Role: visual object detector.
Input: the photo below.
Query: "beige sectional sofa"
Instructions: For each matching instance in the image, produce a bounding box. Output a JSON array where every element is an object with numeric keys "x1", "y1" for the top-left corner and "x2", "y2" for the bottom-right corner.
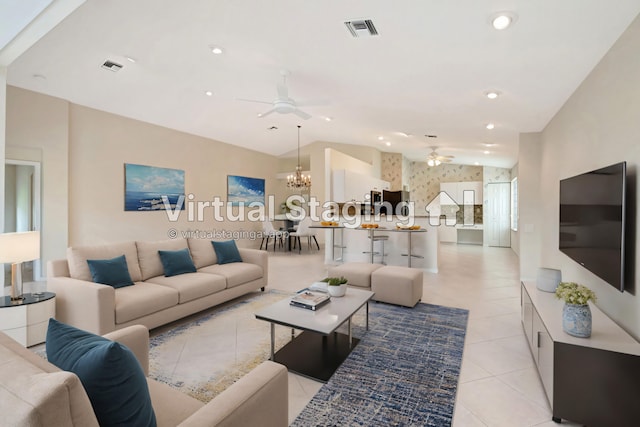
[
  {"x1": 0, "y1": 325, "x2": 288, "y2": 426},
  {"x1": 48, "y1": 238, "x2": 268, "y2": 335}
]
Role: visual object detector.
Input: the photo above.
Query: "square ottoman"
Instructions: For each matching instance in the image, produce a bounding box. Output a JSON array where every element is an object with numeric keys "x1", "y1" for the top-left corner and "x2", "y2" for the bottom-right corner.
[
  {"x1": 371, "y1": 266, "x2": 423, "y2": 307},
  {"x1": 328, "y1": 262, "x2": 384, "y2": 289}
]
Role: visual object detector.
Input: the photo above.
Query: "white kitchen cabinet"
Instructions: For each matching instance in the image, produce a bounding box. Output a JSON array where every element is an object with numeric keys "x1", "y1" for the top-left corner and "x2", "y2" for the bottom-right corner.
[
  {"x1": 439, "y1": 182, "x2": 458, "y2": 205},
  {"x1": 439, "y1": 181, "x2": 482, "y2": 205},
  {"x1": 332, "y1": 169, "x2": 390, "y2": 202},
  {"x1": 438, "y1": 218, "x2": 457, "y2": 243}
]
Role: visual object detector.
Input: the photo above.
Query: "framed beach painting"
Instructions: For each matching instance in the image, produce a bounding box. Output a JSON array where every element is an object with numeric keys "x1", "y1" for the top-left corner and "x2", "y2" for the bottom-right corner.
[
  {"x1": 227, "y1": 175, "x2": 265, "y2": 206},
  {"x1": 124, "y1": 163, "x2": 185, "y2": 211}
]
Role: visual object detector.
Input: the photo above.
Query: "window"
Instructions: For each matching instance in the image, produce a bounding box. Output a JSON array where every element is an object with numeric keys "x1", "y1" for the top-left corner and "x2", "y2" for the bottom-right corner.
[{"x1": 510, "y1": 177, "x2": 518, "y2": 231}]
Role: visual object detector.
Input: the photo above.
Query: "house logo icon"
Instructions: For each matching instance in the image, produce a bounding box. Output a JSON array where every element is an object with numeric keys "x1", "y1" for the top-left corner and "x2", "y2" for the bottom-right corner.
[{"x1": 425, "y1": 190, "x2": 476, "y2": 227}]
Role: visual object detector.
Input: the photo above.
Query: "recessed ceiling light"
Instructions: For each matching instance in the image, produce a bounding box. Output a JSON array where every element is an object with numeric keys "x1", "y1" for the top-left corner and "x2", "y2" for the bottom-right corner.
[
  {"x1": 485, "y1": 90, "x2": 500, "y2": 99},
  {"x1": 125, "y1": 56, "x2": 136, "y2": 63},
  {"x1": 205, "y1": 90, "x2": 213, "y2": 97},
  {"x1": 324, "y1": 116, "x2": 332, "y2": 122},
  {"x1": 486, "y1": 123, "x2": 495, "y2": 130},
  {"x1": 484, "y1": 151, "x2": 490, "y2": 155},
  {"x1": 257, "y1": 113, "x2": 263, "y2": 118},
  {"x1": 474, "y1": 162, "x2": 480, "y2": 166},
  {"x1": 385, "y1": 141, "x2": 391, "y2": 146},
  {"x1": 483, "y1": 142, "x2": 496, "y2": 147},
  {"x1": 490, "y1": 11, "x2": 517, "y2": 30},
  {"x1": 378, "y1": 136, "x2": 384, "y2": 141},
  {"x1": 210, "y1": 46, "x2": 223, "y2": 55}
]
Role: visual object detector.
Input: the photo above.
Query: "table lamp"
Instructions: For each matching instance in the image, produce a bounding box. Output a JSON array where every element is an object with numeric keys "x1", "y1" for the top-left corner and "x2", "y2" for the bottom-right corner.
[{"x1": 0, "y1": 231, "x2": 40, "y2": 301}]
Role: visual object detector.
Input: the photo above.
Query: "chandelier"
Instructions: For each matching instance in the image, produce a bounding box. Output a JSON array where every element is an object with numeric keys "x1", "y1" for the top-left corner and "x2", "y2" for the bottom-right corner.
[{"x1": 287, "y1": 125, "x2": 311, "y2": 190}]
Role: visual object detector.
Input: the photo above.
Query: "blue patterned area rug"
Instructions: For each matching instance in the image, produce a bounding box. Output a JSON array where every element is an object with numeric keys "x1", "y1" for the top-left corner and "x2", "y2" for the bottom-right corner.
[{"x1": 292, "y1": 302, "x2": 469, "y2": 427}]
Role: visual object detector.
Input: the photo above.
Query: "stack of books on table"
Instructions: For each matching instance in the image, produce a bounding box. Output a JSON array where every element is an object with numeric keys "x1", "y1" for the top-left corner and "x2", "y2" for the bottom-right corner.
[{"x1": 290, "y1": 290, "x2": 330, "y2": 311}]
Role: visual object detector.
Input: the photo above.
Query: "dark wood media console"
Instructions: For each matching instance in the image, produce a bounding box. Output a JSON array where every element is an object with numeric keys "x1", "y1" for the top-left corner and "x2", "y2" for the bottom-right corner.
[{"x1": 521, "y1": 281, "x2": 640, "y2": 426}]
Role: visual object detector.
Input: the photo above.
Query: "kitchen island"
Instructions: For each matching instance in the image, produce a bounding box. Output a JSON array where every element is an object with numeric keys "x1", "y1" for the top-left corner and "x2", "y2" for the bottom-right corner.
[{"x1": 319, "y1": 216, "x2": 439, "y2": 272}]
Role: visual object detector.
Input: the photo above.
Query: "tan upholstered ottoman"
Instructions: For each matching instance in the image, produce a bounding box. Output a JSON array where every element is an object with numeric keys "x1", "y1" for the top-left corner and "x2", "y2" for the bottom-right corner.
[
  {"x1": 328, "y1": 262, "x2": 384, "y2": 289},
  {"x1": 371, "y1": 266, "x2": 423, "y2": 307}
]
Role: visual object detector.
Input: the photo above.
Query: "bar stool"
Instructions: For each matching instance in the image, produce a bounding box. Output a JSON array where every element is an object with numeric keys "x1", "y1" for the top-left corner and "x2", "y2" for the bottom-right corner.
[{"x1": 363, "y1": 234, "x2": 389, "y2": 264}]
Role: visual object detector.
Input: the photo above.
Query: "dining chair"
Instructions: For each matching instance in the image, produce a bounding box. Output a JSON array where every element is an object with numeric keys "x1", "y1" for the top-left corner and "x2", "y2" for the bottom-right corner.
[
  {"x1": 289, "y1": 217, "x2": 320, "y2": 253},
  {"x1": 260, "y1": 219, "x2": 284, "y2": 251}
]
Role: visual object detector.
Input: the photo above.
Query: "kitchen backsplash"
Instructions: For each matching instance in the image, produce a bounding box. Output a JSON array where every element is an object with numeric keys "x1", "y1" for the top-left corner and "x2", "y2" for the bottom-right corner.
[{"x1": 442, "y1": 204, "x2": 483, "y2": 224}]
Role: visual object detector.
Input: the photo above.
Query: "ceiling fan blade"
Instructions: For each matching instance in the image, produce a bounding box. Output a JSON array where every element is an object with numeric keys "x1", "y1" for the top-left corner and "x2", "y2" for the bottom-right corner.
[
  {"x1": 257, "y1": 108, "x2": 277, "y2": 118},
  {"x1": 236, "y1": 98, "x2": 273, "y2": 105},
  {"x1": 292, "y1": 108, "x2": 311, "y2": 120}
]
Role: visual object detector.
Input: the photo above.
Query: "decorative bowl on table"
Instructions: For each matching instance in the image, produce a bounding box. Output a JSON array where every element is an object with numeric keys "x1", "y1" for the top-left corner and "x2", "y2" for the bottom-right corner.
[{"x1": 322, "y1": 276, "x2": 348, "y2": 297}]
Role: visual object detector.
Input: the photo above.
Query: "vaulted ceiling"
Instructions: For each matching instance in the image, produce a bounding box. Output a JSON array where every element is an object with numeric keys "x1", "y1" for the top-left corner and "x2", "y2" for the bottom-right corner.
[{"x1": 4, "y1": 1, "x2": 640, "y2": 168}]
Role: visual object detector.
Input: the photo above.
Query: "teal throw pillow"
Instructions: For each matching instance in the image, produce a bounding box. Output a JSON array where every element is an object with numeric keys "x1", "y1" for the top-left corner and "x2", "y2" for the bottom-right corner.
[
  {"x1": 212, "y1": 240, "x2": 243, "y2": 264},
  {"x1": 87, "y1": 254, "x2": 134, "y2": 288},
  {"x1": 158, "y1": 248, "x2": 197, "y2": 277},
  {"x1": 46, "y1": 319, "x2": 157, "y2": 427}
]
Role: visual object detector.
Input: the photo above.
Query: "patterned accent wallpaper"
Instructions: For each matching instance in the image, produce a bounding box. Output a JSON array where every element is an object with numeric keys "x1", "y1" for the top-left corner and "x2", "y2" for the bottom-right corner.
[
  {"x1": 380, "y1": 157, "x2": 512, "y2": 218},
  {"x1": 402, "y1": 155, "x2": 411, "y2": 192},
  {"x1": 381, "y1": 153, "x2": 403, "y2": 191},
  {"x1": 409, "y1": 163, "x2": 483, "y2": 214}
]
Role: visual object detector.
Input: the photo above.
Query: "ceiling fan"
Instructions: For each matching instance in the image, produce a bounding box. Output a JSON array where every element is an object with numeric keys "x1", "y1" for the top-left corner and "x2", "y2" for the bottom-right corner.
[
  {"x1": 237, "y1": 70, "x2": 314, "y2": 120},
  {"x1": 426, "y1": 145, "x2": 454, "y2": 166}
]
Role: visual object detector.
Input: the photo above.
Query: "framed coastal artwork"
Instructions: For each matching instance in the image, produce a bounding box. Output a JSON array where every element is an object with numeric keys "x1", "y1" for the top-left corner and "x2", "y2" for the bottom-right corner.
[
  {"x1": 124, "y1": 163, "x2": 185, "y2": 211},
  {"x1": 227, "y1": 175, "x2": 265, "y2": 206}
]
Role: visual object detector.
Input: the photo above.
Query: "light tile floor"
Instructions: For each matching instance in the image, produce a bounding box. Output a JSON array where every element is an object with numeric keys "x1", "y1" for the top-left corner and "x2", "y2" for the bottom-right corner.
[{"x1": 266, "y1": 242, "x2": 582, "y2": 426}]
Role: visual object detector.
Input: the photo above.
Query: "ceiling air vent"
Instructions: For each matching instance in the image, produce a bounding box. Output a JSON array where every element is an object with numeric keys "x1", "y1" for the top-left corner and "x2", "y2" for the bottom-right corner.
[
  {"x1": 344, "y1": 19, "x2": 378, "y2": 38},
  {"x1": 101, "y1": 60, "x2": 123, "y2": 72}
]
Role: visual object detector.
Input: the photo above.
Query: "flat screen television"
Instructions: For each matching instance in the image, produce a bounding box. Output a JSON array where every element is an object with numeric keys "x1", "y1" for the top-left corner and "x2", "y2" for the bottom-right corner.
[{"x1": 559, "y1": 162, "x2": 626, "y2": 292}]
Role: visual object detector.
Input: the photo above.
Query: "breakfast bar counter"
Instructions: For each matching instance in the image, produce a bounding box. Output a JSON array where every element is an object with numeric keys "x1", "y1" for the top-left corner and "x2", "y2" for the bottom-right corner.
[{"x1": 318, "y1": 216, "x2": 439, "y2": 272}]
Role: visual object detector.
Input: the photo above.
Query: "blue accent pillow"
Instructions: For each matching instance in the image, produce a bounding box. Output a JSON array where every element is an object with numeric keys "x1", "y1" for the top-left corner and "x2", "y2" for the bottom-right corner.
[
  {"x1": 158, "y1": 248, "x2": 197, "y2": 277},
  {"x1": 87, "y1": 254, "x2": 134, "y2": 288},
  {"x1": 212, "y1": 240, "x2": 243, "y2": 264},
  {"x1": 46, "y1": 319, "x2": 157, "y2": 427}
]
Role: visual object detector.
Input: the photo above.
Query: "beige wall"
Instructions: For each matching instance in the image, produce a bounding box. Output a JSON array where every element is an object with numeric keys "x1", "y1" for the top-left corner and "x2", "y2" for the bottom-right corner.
[
  {"x1": 521, "y1": 15, "x2": 640, "y2": 338},
  {"x1": 67, "y1": 104, "x2": 280, "y2": 247},
  {"x1": 0, "y1": 67, "x2": 6, "y2": 236},
  {"x1": 5, "y1": 87, "x2": 284, "y2": 271},
  {"x1": 6, "y1": 87, "x2": 69, "y2": 270}
]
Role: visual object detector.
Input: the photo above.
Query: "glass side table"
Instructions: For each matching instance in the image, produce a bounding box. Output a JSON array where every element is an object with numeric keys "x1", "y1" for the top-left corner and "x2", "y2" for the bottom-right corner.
[{"x1": 0, "y1": 292, "x2": 55, "y2": 347}]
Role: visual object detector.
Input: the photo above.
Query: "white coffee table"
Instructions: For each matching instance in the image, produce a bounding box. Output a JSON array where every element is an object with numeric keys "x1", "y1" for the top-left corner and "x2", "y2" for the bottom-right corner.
[{"x1": 255, "y1": 287, "x2": 374, "y2": 382}]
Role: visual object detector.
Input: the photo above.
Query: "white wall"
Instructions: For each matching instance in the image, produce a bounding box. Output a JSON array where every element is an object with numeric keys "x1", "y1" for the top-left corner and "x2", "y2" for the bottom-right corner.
[{"x1": 522, "y1": 15, "x2": 640, "y2": 338}]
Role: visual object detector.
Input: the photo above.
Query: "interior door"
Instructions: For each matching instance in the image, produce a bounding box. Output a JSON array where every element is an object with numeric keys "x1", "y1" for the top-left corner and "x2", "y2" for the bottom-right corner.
[{"x1": 487, "y1": 182, "x2": 511, "y2": 247}]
